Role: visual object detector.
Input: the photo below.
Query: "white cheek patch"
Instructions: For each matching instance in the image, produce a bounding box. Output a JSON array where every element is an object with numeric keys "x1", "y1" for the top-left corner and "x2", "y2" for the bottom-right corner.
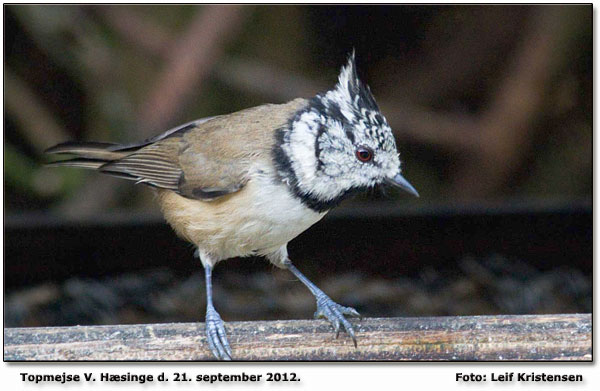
[
  {"x1": 284, "y1": 114, "x2": 354, "y2": 201},
  {"x1": 322, "y1": 120, "x2": 348, "y2": 151},
  {"x1": 317, "y1": 120, "x2": 353, "y2": 179},
  {"x1": 284, "y1": 112, "x2": 318, "y2": 172}
]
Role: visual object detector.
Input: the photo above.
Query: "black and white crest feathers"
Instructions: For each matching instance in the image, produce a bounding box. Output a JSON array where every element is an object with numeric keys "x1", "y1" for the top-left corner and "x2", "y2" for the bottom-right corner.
[
  {"x1": 317, "y1": 53, "x2": 394, "y2": 152},
  {"x1": 335, "y1": 52, "x2": 380, "y2": 114}
]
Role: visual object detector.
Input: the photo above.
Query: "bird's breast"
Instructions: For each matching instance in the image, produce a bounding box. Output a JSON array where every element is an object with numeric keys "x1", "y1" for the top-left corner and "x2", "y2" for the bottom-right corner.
[{"x1": 157, "y1": 173, "x2": 326, "y2": 263}]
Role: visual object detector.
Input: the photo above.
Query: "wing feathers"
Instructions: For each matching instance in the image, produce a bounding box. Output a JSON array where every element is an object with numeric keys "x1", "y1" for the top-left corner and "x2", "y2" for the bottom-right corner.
[{"x1": 100, "y1": 148, "x2": 182, "y2": 190}]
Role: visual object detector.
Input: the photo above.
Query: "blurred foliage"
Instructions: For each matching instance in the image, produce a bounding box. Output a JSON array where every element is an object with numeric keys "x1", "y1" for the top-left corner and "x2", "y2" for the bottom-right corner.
[{"x1": 3, "y1": 5, "x2": 592, "y2": 214}]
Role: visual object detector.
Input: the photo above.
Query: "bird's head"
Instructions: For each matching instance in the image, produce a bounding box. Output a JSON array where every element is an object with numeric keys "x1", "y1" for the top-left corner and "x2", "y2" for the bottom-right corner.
[{"x1": 275, "y1": 53, "x2": 418, "y2": 212}]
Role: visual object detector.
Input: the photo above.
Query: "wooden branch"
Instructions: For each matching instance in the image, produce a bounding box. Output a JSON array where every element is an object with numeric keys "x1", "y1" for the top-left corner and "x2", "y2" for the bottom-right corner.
[{"x1": 4, "y1": 314, "x2": 590, "y2": 361}]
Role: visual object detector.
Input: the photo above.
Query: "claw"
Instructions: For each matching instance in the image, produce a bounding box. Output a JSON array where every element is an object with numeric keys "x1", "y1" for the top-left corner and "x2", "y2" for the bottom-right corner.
[
  {"x1": 313, "y1": 292, "x2": 360, "y2": 347},
  {"x1": 284, "y1": 262, "x2": 360, "y2": 349},
  {"x1": 205, "y1": 306, "x2": 232, "y2": 360},
  {"x1": 345, "y1": 307, "x2": 361, "y2": 318}
]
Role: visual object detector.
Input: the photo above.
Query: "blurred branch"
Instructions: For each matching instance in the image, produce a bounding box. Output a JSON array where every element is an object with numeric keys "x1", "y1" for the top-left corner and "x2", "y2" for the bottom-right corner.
[
  {"x1": 215, "y1": 57, "x2": 323, "y2": 100},
  {"x1": 382, "y1": 105, "x2": 479, "y2": 151},
  {"x1": 450, "y1": 7, "x2": 582, "y2": 198},
  {"x1": 4, "y1": 70, "x2": 86, "y2": 198},
  {"x1": 96, "y1": 6, "x2": 171, "y2": 57},
  {"x1": 4, "y1": 69, "x2": 70, "y2": 150},
  {"x1": 135, "y1": 5, "x2": 249, "y2": 136}
]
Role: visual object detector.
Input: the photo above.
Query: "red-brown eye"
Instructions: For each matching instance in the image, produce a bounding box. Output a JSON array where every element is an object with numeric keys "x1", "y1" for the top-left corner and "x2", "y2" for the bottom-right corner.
[{"x1": 356, "y1": 146, "x2": 374, "y2": 162}]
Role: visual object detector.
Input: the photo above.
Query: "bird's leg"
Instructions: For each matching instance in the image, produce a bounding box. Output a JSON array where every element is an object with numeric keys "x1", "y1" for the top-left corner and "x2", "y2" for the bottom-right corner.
[
  {"x1": 203, "y1": 263, "x2": 232, "y2": 360},
  {"x1": 283, "y1": 260, "x2": 360, "y2": 347}
]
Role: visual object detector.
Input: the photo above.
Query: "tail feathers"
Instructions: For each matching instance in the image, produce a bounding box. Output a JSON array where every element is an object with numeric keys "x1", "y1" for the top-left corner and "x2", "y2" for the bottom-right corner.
[
  {"x1": 45, "y1": 155, "x2": 144, "y2": 182},
  {"x1": 45, "y1": 141, "x2": 130, "y2": 161},
  {"x1": 46, "y1": 158, "x2": 107, "y2": 170},
  {"x1": 45, "y1": 140, "x2": 137, "y2": 181},
  {"x1": 45, "y1": 140, "x2": 136, "y2": 172}
]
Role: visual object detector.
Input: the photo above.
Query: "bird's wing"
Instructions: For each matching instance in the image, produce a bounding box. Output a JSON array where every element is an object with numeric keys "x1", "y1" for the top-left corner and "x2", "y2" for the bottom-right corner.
[
  {"x1": 102, "y1": 98, "x2": 308, "y2": 200},
  {"x1": 99, "y1": 141, "x2": 183, "y2": 191}
]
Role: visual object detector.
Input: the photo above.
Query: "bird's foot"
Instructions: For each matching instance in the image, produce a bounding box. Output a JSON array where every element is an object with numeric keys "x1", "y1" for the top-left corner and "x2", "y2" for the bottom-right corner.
[
  {"x1": 205, "y1": 306, "x2": 232, "y2": 360},
  {"x1": 313, "y1": 292, "x2": 361, "y2": 347}
]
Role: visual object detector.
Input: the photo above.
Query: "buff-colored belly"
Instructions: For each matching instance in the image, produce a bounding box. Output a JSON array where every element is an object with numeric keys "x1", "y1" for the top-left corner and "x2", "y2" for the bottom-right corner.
[{"x1": 157, "y1": 179, "x2": 326, "y2": 263}]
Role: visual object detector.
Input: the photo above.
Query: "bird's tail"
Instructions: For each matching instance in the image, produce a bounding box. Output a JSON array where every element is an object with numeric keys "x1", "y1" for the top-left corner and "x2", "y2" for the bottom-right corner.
[{"x1": 45, "y1": 141, "x2": 138, "y2": 179}]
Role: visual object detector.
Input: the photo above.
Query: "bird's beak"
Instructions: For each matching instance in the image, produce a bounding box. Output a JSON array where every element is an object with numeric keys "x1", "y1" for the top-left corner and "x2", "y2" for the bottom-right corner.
[{"x1": 386, "y1": 174, "x2": 419, "y2": 197}]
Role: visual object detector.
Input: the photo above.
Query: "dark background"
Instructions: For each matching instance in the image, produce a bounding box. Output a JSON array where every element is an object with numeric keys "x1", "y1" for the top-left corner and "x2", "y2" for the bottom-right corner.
[{"x1": 4, "y1": 5, "x2": 592, "y2": 327}]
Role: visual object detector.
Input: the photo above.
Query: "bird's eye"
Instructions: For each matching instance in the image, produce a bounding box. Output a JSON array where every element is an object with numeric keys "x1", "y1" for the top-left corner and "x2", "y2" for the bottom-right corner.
[{"x1": 355, "y1": 146, "x2": 374, "y2": 162}]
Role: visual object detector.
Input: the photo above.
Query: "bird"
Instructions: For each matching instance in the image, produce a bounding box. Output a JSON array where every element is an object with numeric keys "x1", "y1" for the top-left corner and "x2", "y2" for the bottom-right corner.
[{"x1": 45, "y1": 53, "x2": 419, "y2": 360}]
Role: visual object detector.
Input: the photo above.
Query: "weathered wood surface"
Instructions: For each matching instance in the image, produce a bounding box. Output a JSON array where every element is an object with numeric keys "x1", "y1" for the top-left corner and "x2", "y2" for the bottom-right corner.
[{"x1": 4, "y1": 314, "x2": 591, "y2": 361}]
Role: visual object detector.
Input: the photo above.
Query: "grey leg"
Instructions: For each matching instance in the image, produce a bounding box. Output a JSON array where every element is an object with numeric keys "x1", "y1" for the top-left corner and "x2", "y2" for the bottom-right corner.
[
  {"x1": 284, "y1": 261, "x2": 360, "y2": 347},
  {"x1": 203, "y1": 264, "x2": 232, "y2": 360}
]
